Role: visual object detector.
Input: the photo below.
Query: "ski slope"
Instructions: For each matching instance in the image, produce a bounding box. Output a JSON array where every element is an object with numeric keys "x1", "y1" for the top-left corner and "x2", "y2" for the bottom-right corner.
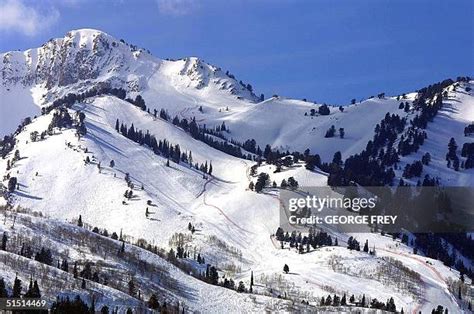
[
  {"x1": 2, "y1": 94, "x2": 469, "y2": 312},
  {"x1": 1, "y1": 29, "x2": 472, "y2": 313}
]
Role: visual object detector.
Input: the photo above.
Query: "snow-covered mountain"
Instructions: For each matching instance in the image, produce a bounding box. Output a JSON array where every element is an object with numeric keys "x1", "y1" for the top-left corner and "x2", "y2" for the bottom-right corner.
[
  {"x1": 1, "y1": 29, "x2": 473, "y2": 313},
  {"x1": 0, "y1": 29, "x2": 259, "y2": 135}
]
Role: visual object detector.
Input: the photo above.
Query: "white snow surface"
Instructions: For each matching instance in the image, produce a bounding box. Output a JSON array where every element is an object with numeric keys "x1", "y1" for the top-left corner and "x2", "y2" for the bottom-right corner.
[{"x1": 1, "y1": 29, "x2": 473, "y2": 313}]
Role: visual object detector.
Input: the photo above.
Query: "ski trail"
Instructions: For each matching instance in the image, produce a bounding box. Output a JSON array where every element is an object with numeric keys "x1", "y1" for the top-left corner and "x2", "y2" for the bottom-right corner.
[
  {"x1": 199, "y1": 178, "x2": 256, "y2": 235},
  {"x1": 378, "y1": 248, "x2": 459, "y2": 314}
]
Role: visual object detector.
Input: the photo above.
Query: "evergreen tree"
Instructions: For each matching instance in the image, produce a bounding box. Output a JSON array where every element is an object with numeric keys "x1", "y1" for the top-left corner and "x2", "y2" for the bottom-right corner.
[
  {"x1": 318, "y1": 104, "x2": 330, "y2": 115},
  {"x1": 61, "y1": 259, "x2": 69, "y2": 272},
  {"x1": 349, "y1": 294, "x2": 355, "y2": 303},
  {"x1": 148, "y1": 293, "x2": 160, "y2": 309},
  {"x1": 332, "y1": 151, "x2": 342, "y2": 166},
  {"x1": 448, "y1": 137, "x2": 458, "y2": 157},
  {"x1": 0, "y1": 278, "x2": 8, "y2": 297},
  {"x1": 73, "y1": 262, "x2": 78, "y2": 278},
  {"x1": 237, "y1": 281, "x2": 246, "y2": 293},
  {"x1": 341, "y1": 293, "x2": 347, "y2": 305},
  {"x1": 325, "y1": 125, "x2": 336, "y2": 138},
  {"x1": 422, "y1": 152, "x2": 431, "y2": 165},
  {"x1": 25, "y1": 278, "x2": 33, "y2": 297},
  {"x1": 89, "y1": 295, "x2": 96, "y2": 313},
  {"x1": 128, "y1": 279, "x2": 136, "y2": 296},
  {"x1": 287, "y1": 177, "x2": 299, "y2": 190},
  {"x1": 7, "y1": 177, "x2": 17, "y2": 192},
  {"x1": 35, "y1": 247, "x2": 53, "y2": 265},
  {"x1": 250, "y1": 271, "x2": 254, "y2": 292},
  {"x1": 386, "y1": 297, "x2": 396, "y2": 312},
  {"x1": 325, "y1": 295, "x2": 332, "y2": 305},
  {"x1": 12, "y1": 275, "x2": 22, "y2": 297},
  {"x1": 363, "y1": 240, "x2": 369, "y2": 253},
  {"x1": 283, "y1": 264, "x2": 289, "y2": 274},
  {"x1": 78, "y1": 215, "x2": 83, "y2": 227},
  {"x1": 80, "y1": 262, "x2": 93, "y2": 280},
  {"x1": 51, "y1": 295, "x2": 89, "y2": 313},
  {"x1": 339, "y1": 128, "x2": 345, "y2": 139},
  {"x1": 248, "y1": 181, "x2": 254, "y2": 191},
  {"x1": 1, "y1": 232, "x2": 7, "y2": 251}
]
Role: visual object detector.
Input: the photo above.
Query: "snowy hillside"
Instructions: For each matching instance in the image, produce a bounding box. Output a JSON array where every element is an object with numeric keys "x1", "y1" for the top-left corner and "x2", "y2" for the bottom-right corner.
[
  {"x1": 1, "y1": 92, "x2": 471, "y2": 312},
  {"x1": 1, "y1": 29, "x2": 473, "y2": 313},
  {"x1": 0, "y1": 210, "x2": 296, "y2": 313}
]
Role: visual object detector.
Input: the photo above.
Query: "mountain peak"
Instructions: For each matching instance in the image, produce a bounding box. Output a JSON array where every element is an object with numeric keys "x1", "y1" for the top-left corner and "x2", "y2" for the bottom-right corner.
[{"x1": 67, "y1": 28, "x2": 110, "y2": 36}]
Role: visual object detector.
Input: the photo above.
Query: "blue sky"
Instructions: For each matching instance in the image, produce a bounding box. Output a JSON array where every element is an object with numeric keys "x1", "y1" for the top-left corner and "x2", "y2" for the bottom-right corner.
[{"x1": 0, "y1": 0, "x2": 472, "y2": 104}]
